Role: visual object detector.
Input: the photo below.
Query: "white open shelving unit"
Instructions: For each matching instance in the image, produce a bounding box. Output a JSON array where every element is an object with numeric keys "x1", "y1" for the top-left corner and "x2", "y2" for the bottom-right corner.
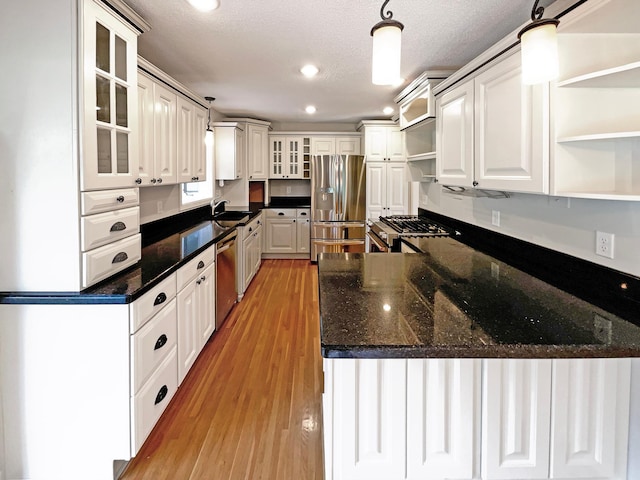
[
  {"x1": 551, "y1": 0, "x2": 640, "y2": 201},
  {"x1": 397, "y1": 71, "x2": 453, "y2": 182}
]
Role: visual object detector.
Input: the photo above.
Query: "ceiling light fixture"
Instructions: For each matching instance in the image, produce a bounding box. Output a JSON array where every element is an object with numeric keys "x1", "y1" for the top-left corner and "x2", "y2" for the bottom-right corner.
[
  {"x1": 305, "y1": 105, "x2": 317, "y2": 114},
  {"x1": 187, "y1": 0, "x2": 220, "y2": 12},
  {"x1": 204, "y1": 96, "x2": 215, "y2": 148},
  {"x1": 383, "y1": 106, "x2": 394, "y2": 115},
  {"x1": 371, "y1": 0, "x2": 404, "y2": 86},
  {"x1": 301, "y1": 65, "x2": 319, "y2": 78},
  {"x1": 518, "y1": 0, "x2": 560, "y2": 85}
]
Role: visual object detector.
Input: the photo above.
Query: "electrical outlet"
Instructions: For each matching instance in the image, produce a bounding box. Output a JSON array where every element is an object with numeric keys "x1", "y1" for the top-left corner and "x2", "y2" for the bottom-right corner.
[
  {"x1": 596, "y1": 231, "x2": 614, "y2": 259},
  {"x1": 491, "y1": 210, "x2": 500, "y2": 227},
  {"x1": 421, "y1": 194, "x2": 429, "y2": 205},
  {"x1": 286, "y1": 186, "x2": 292, "y2": 194}
]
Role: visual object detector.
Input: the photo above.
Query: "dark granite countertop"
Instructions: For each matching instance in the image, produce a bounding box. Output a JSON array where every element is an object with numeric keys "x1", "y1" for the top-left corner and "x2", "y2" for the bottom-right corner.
[
  {"x1": 318, "y1": 244, "x2": 640, "y2": 359},
  {"x1": 0, "y1": 206, "x2": 264, "y2": 305},
  {"x1": 266, "y1": 196, "x2": 311, "y2": 208}
]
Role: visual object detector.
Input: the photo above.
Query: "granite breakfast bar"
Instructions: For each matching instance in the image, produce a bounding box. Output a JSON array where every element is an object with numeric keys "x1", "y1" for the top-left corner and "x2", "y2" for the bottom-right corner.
[{"x1": 317, "y1": 245, "x2": 640, "y2": 480}]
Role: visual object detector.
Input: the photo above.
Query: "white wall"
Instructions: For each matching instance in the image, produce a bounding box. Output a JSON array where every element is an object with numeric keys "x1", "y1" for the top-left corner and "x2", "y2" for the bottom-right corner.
[
  {"x1": 421, "y1": 182, "x2": 640, "y2": 277},
  {"x1": 269, "y1": 179, "x2": 310, "y2": 197}
]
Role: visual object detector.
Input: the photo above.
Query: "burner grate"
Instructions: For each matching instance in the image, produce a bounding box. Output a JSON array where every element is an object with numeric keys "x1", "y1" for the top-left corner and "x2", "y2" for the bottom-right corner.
[{"x1": 379, "y1": 215, "x2": 449, "y2": 236}]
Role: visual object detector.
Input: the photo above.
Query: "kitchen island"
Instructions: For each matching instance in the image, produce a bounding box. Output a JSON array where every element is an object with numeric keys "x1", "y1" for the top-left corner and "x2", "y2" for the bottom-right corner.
[{"x1": 318, "y1": 247, "x2": 640, "y2": 480}]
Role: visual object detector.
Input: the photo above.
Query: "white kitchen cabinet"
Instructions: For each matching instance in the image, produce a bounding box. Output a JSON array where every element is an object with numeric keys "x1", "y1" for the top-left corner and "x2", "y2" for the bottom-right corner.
[
  {"x1": 482, "y1": 359, "x2": 552, "y2": 480},
  {"x1": 337, "y1": 136, "x2": 361, "y2": 155},
  {"x1": 312, "y1": 137, "x2": 336, "y2": 155},
  {"x1": 296, "y1": 209, "x2": 310, "y2": 253},
  {"x1": 237, "y1": 212, "x2": 263, "y2": 300},
  {"x1": 82, "y1": 0, "x2": 140, "y2": 191},
  {"x1": 358, "y1": 121, "x2": 404, "y2": 162},
  {"x1": 551, "y1": 358, "x2": 631, "y2": 480},
  {"x1": 366, "y1": 162, "x2": 406, "y2": 219},
  {"x1": 265, "y1": 217, "x2": 296, "y2": 253},
  {"x1": 247, "y1": 122, "x2": 270, "y2": 180},
  {"x1": 474, "y1": 51, "x2": 549, "y2": 194},
  {"x1": 406, "y1": 358, "x2": 480, "y2": 480},
  {"x1": 436, "y1": 79, "x2": 475, "y2": 187},
  {"x1": 331, "y1": 359, "x2": 407, "y2": 480},
  {"x1": 214, "y1": 122, "x2": 245, "y2": 180},
  {"x1": 436, "y1": 51, "x2": 549, "y2": 194},
  {"x1": 263, "y1": 208, "x2": 310, "y2": 256},
  {"x1": 270, "y1": 136, "x2": 307, "y2": 179},
  {"x1": 137, "y1": 73, "x2": 177, "y2": 186},
  {"x1": 551, "y1": 0, "x2": 640, "y2": 201},
  {"x1": 176, "y1": 245, "x2": 216, "y2": 384},
  {"x1": 312, "y1": 136, "x2": 361, "y2": 156},
  {"x1": 177, "y1": 96, "x2": 207, "y2": 184}
]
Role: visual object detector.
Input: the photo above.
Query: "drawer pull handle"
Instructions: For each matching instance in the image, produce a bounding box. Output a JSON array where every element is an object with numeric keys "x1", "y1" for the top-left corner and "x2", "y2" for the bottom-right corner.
[
  {"x1": 300, "y1": 212, "x2": 307, "y2": 216},
  {"x1": 200, "y1": 275, "x2": 206, "y2": 282},
  {"x1": 116, "y1": 195, "x2": 125, "y2": 203},
  {"x1": 155, "y1": 385, "x2": 168, "y2": 405},
  {"x1": 154, "y1": 334, "x2": 168, "y2": 350},
  {"x1": 197, "y1": 260, "x2": 205, "y2": 270},
  {"x1": 153, "y1": 292, "x2": 167, "y2": 306},
  {"x1": 112, "y1": 252, "x2": 128, "y2": 263},
  {"x1": 110, "y1": 221, "x2": 127, "y2": 232},
  {"x1": 248, "y1": 227, "x2": 253, "y2": 233},
  {"x1": 278, "y1": 212, "x2": 285, "y2": 216}
]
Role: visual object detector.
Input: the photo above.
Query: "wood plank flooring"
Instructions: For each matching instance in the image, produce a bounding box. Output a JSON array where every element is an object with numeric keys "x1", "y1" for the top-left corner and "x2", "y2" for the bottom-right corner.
[{"x1": 120, "y1": 259, "x2": 323, "y2": 480}]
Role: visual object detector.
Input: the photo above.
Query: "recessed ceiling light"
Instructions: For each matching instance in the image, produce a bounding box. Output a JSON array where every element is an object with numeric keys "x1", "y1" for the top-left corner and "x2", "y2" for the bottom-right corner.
[
  {"x1": 300, "y1": 65, "x2": 319, "y2": 78},
  {"x1": 187, "y1": 0, "x2": 220, "y2": 12},
  {"x1": 393, "y1": 77, "x2": 405, "y2": 87},
  {"x1": 383, "y1": 106, "x2": 394, "y2": 115},
  {"x1": 305, "y1": 105, "x2": 317, "y2": 114}
]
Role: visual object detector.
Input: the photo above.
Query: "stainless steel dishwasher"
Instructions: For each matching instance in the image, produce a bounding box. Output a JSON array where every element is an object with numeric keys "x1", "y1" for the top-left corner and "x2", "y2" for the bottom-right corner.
[{"x1": 216, "y1": 230, "x2": 237, "y2": 328}]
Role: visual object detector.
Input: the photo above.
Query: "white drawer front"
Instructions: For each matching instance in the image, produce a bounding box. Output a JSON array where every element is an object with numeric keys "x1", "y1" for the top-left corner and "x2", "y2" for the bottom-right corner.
[
  {"x1": 131, "y1": 298, "x2": 177, "y2": 394},
  {"x1": 82, "y1": 234, "x2": 141, "y2": 289},
  {"x1": 176, "y1": 246, "x2": 215, "y2": 292},
  {"x1": 81, "y1": 188, "x2": 139, "y2": 215},
  {"x1": 131, "y1": 347, "x2": 177, "y2": 455},
  {"x1": 81, "y1": 206, "x2": 140, "y2": 252},
  {"x1": 296, "y1": 208, "x2": 310, "y2": 218},
  {"x1": 266, "y1": 208, "x2": 296, "y2": 218},
  {"x1": 129, "y1": 273, "x2": 177, "y2": 333}
]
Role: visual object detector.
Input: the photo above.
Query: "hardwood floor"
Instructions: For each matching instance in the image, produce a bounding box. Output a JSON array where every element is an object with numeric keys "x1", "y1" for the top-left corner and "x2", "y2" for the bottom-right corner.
[{"x1": 121, "y1": 259, "x2": 324, "y2": 480}]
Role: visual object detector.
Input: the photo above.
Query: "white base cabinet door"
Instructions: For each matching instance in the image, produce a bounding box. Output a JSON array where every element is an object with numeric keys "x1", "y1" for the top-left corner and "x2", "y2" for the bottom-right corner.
[
  {"x1": 482, "y1": 359, "x2": 552, "y2": 480},
  {"x1": 333, "y1": 359, "x2": 407, "y2": 480},
  {"x1": 550, "y1": 358, "x2": 631, "y2": 480},
  {"x1": 406, "y1": 358, "x2": 481, "y2": 480},
  {"x1": 177, "y1": 278, "x2": 199, "y2": 384}
]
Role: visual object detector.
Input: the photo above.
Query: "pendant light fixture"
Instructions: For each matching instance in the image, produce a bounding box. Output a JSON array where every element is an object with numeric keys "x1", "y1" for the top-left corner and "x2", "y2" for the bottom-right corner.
[
  {"x1": 518, "y1": 0, "x2": 560, "y2": 85},
  {"x1": 204, "y1": 96, "x2": 215, "y2": 148},
  {"x1": 371, "y1": 0, "x2": 404, "y2": 86}
]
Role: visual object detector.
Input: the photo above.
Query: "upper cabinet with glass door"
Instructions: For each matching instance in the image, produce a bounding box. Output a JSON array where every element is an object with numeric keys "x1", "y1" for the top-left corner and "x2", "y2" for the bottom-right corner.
[{"x1": 82, "y1": 0, "x2": 140, "y2": 191}]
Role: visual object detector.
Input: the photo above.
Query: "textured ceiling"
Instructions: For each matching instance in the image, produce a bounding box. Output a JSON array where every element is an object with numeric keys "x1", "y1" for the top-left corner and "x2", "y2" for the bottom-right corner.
[{"x1": 125, "y1": 0, "x2": 552, "y2": 125}]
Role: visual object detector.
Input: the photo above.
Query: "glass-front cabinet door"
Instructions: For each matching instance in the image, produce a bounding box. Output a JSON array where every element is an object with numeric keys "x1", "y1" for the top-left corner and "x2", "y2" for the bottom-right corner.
[{"x1": 82, "y1": 0, "x2": 139, "y2": 190}]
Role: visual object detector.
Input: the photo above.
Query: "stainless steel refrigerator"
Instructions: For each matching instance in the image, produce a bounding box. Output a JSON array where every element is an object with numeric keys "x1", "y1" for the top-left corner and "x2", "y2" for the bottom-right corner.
[{"x1": 311, "y1": 154, "x2": 366, "y2": 261}]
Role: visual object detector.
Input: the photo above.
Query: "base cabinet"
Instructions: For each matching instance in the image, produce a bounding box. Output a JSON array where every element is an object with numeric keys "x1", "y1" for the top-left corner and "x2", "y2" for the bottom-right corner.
[
  {"x1": 323, "y1": 358, "x2": 631, "y2": 480},
  {"x1": 238, "y1": 213, "x2": 263, "y2": 300},
  {"x1": 263, "y1": 208, "x2": 310, "y2": 257}
]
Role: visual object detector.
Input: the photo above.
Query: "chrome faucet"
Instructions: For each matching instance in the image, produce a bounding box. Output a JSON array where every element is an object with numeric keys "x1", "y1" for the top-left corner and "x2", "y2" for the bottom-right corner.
[{"x1": 211, "y1": 198, "x2": 229, "y2": 216}]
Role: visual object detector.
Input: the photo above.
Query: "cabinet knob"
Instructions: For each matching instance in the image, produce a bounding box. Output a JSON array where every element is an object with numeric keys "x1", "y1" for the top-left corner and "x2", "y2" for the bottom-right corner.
[
  {"x1": 110, "y1": 221, "x2": 126, "y2": 232},
  {"x1": 157, "y1": 178, "x2": 163, "y2": 184},
  {"x1": 112, "y1": 252, "x2": 128, "y2": 264},
  {"x1": 473, "y1": 181, "x2": 479, "y2": 187},
  {"x1": 293, "y1": 219, "x2": 296, "y2": 223},
  {"x1": 248, "y1": 227, "x2": 253, "y2": 233},
  {"x1": 197, "y1": 260, "x2": 205, "y2": 270},
  {"x1": 153, "y1": 292, "x2": 167, "y2": 306},
  {"x1": 192, "y1": 176, "x2": 197, "y2": 181},
  {"x1": 150, "y1": 178, "x2": 157, "y2": 184},
  {"x1": 135, "y1": 178, "x2": 142, "y2": 185},
  {"x1": 155, "y1": 385, "x2": 168, "y2": 405},
  {"x1": 154, "y1": 334, "x2": 168, "y2": 350},
  {"x1": 196, "y1": 279, "x2": 202, "y2": 285},
  {"x1": 433, "y1": 178, "x2": 438, "y2": 184},
  {"x1": 201, "y1": 275, "x2": 206, "y2": 282},
  {"x1": 116, "y1": 195, "x2": 125, "y2": 203}
]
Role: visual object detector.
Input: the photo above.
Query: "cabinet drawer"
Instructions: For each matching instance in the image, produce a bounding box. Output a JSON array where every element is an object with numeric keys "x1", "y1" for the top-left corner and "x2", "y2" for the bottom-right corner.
[
  {"x1": 81, "y1": 188, "x2": 139, "y2": 215},
  {"x1": 245, "y1": 213, "x2": 263, "y2": 234},
  {"x1": 81, "y1": 206, "x2": 140, "y2": 251},
  {"x1": 129, "y1": 273, "x2": 177, "y2": 333},
  {"x1": 131, "y1": 347, "x2": 177, "y2": 455},
  {"x1": 176, "y1": 246, "x2": 215, "y2": 292},
  {"x1": 82, "y1": 234, "x2": 141, "y2": 289},
  {"x1": 131, "y1": 298, "x2": 177, "y2": 394},
  {"x1": 266, "y1": 208, "x2": 296, "y2": 218},
  {"x1": 296, "y1": 208, "x2": 310, "y2": 218}
]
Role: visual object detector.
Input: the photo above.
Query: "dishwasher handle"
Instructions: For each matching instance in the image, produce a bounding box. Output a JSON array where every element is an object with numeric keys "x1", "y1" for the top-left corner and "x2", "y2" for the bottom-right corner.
[{"x1": 216, "y1": 232, "x2": 237, "y2": 255}]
